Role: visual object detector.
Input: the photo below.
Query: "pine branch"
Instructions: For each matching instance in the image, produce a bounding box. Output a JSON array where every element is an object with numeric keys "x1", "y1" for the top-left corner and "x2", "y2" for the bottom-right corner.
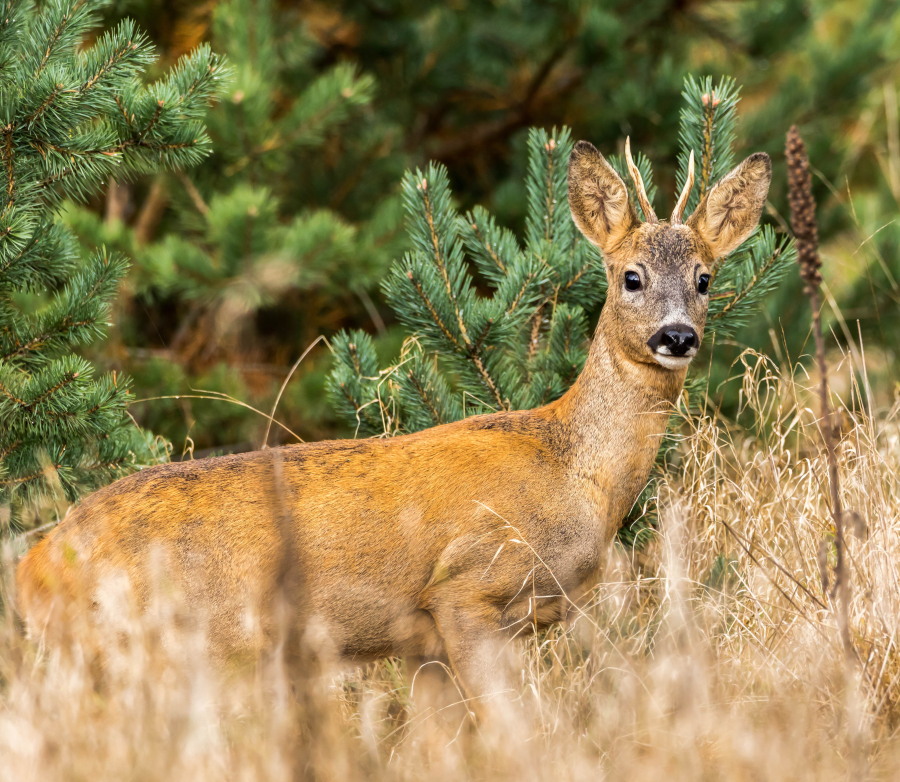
[
  {"x1": 77, "y1": 20, "x2": 154, "y2": 97},
  {"x1": 30, "y1": 0, "x2": 94, "y2": 80},
  {"x1": 460, "y1": 206, "x2": 523, "y2": 285},
  {"x1": 0, "y1": 0, "x2": 222, "y2": 522},
  {"x1": 390, "y1": 166, "x2": 507, "y2": 409},
  {"x1": 396, "y1": 347, "x2": 463, "y2": 431},
  {"x1": 402, "y1": 265, "x2": 464, "y2": 349},
  {"x1": 677, "y1": 75, "x2": 740, "y2": 214},
  {"x1": 708, "y1": 226, "x2": 795, "y2": 336},
  {"x1": 418, "y1": 177, "x2": 473, "y2": 346},
  {"x1": 525, "y1": 127, "x2": 574, "y2": 251}
]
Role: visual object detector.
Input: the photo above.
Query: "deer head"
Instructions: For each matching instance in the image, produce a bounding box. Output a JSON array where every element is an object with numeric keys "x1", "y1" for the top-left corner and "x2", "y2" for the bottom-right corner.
[{"x1": 568, "y1": 139, "x2": 771, "y2": 371}]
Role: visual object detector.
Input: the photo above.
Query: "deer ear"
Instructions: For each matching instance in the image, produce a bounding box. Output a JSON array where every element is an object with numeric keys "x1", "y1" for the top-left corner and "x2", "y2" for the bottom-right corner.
[
  {"x1": 568, "y1": 141, "x2": 639, "y2": 256},
  {"x1": 687, "y1": 152, "x2": 772, "y2": 260}
]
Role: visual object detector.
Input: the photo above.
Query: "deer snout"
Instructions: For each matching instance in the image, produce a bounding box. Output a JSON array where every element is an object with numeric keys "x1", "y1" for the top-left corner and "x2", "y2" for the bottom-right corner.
[{"x1": 647, "y1": 324, "x2": 698, "y2": 358}]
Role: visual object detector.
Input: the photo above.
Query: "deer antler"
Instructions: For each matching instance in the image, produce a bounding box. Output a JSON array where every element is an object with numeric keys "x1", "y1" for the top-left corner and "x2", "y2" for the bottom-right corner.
[
  {"x1": 625, "y1": 137, "x2": 658, "y2": 224},
  {"x1": 671, "y1": 150, "x2": 695, "y2": 224}
]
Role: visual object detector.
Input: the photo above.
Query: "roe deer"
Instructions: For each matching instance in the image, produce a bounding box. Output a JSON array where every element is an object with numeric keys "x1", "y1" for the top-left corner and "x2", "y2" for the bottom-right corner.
[{"x1": 16, "y1": 139, "x2": 771, "y2": 708}]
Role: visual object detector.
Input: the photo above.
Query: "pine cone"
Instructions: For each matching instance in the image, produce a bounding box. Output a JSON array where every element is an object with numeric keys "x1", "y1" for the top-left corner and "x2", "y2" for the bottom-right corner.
[{"x1": 785, "y1": 126, "x2": 822, "y2": 295}]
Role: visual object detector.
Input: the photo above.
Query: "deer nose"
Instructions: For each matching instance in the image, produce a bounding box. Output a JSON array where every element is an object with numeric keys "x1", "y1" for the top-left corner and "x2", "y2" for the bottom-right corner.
[{"x1": 648, "y1": 324, "x2": 698, "y2": 357}]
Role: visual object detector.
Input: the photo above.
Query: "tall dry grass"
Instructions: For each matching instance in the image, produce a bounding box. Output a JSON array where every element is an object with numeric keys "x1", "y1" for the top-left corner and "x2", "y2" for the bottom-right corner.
[{"x1": 1, "y1": 350, "x2": 899, "y2": 781}]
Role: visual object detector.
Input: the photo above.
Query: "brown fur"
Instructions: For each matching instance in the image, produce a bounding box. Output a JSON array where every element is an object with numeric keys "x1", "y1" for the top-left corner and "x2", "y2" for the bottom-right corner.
[{"x1": 16, "y1": 141, "x2": 771, "y2": 705}]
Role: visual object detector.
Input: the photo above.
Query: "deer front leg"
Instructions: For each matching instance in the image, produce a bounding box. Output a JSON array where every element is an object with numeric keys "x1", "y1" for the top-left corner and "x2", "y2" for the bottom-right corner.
[{"x1": 427, "y1": 594, "x2": 521, "y2": 717}]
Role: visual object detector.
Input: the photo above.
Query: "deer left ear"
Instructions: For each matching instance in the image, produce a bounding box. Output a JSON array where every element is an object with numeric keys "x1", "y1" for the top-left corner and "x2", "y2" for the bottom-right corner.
[
  {"x1": 687, "y1": 152, "x2": 771, "y2": 260},
  {"x1": 567, "y1": 141, "x2": 639, "y2": 256}
]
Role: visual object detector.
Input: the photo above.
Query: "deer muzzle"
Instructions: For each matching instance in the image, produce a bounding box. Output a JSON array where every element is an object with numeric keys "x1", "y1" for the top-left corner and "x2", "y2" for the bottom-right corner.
[{"x1": 647, "y1": 324, "x2": 699, "y2": 368}]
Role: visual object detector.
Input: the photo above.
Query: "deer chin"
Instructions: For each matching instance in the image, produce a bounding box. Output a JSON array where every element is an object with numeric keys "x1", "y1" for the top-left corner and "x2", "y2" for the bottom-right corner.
[{"x1": 651, "y1": 352, "x2": 695, "y2": 370}]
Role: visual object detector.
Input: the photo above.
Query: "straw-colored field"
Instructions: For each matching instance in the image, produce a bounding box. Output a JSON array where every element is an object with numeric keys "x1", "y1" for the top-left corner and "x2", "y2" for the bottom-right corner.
[{"x1": 2, "y1": 352, "x2": 898, "y2": 781}]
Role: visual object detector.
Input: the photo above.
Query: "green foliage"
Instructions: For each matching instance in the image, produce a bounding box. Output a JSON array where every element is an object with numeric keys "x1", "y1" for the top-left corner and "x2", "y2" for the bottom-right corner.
[
  {"x1": 843, "y1": 205, "x2": 900, "y2": 357},
  {"x1": 329, "y1": 127, "x2": 612, "y2": 436},
  {"x1": 65, "y1": 0, "x2": 404, "y2": 450},
  {"x1": 326, "y1": 329, "x2": 385, "y2": 437},
  {"x1": 708, "y1": 224, "x2": 795, "y2": 339},
  {"x1": 676, "y1": 75, "x2": 741, "y2": 216},
  {"x1": 0, "y1": 0, "x2": 224, "y2": 528}
]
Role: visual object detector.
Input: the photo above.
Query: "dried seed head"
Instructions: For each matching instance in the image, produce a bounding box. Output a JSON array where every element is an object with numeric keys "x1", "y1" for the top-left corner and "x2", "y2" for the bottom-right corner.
[{"x1": 785, "y1": 126, "x2": 822, "y2": 295}]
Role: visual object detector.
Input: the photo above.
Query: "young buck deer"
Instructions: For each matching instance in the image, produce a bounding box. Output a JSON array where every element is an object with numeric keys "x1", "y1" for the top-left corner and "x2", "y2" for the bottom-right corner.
[{"x1": 17, "y1": 139, "x2": 771, "y2": 707}]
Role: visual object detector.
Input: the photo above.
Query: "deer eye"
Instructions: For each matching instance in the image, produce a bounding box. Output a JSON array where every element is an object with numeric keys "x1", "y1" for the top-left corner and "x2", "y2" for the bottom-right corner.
[
  {"x1": 698, "y1": 274, "x2": 710, "y2": 295},
  {"x1": 624, "y1": 271, "x2": 642, "y2": 292}
]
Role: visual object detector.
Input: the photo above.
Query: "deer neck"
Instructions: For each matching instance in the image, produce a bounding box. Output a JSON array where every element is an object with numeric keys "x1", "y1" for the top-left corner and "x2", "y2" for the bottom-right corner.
[{"x1": 548, "y1": 306, "x2": 687, "y2": 524}]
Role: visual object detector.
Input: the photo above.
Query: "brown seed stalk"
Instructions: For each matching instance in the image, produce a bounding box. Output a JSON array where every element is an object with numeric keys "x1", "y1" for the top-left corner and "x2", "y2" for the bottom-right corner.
[
  {"x1": 785, "y1": 125, "x2": 851, "y2": 663},
  {"x1": 786, "y1": 128, "x2": 823, "y2": 296}
]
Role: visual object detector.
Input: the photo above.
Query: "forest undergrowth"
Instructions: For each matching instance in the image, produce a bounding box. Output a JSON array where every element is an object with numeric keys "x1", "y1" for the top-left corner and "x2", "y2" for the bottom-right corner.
[{"x1": 2, "y1": 350, "x2": 899, "y2": 781}]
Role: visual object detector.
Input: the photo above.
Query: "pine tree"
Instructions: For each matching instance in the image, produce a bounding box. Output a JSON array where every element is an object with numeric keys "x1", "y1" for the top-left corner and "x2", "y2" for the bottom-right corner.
[
  {"x1": 0, "y1": 0, "x2": 226, "y2": 530},
  {"x1": 64, "y1": 0, "x2": 403, "y2": 450},
  {"x1": 327, "y1": 75, "x2": 796, "y2": 537}
]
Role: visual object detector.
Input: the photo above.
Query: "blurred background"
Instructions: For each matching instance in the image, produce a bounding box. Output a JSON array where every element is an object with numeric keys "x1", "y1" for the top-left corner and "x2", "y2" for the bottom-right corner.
[{"x1": 70, "y1": 0, "x2": 899, "y2": 454}]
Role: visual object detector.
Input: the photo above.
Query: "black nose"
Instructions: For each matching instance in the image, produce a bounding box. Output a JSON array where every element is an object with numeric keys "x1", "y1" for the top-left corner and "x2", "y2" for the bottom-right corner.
[{"x1": 647, "y1": 324, "x2": 698, "y2": 357}]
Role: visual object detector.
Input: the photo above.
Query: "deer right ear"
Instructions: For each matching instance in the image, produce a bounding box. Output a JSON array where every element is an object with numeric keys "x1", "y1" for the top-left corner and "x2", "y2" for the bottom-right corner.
[
  {"x1": 567, "y1": 141, "x2": 639, "y2": 256},
  {"x1": 687, "y1": 152, "x2": 772, "y2": 260}
]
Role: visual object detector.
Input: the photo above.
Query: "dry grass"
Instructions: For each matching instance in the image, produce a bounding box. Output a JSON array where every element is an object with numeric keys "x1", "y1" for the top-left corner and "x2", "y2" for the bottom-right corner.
[{"x1": 2, "y1": 351, "x2": 899, "y2": 781}]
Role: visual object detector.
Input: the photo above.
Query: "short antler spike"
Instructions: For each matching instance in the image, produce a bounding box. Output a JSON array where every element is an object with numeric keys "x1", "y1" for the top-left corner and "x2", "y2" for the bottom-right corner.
[
  {"x1": 625, "y1": 137, "x2": 658, "y2": 224},
  {"x1": 671, "y1": 150, "x2": 695, "y2": 224}
]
